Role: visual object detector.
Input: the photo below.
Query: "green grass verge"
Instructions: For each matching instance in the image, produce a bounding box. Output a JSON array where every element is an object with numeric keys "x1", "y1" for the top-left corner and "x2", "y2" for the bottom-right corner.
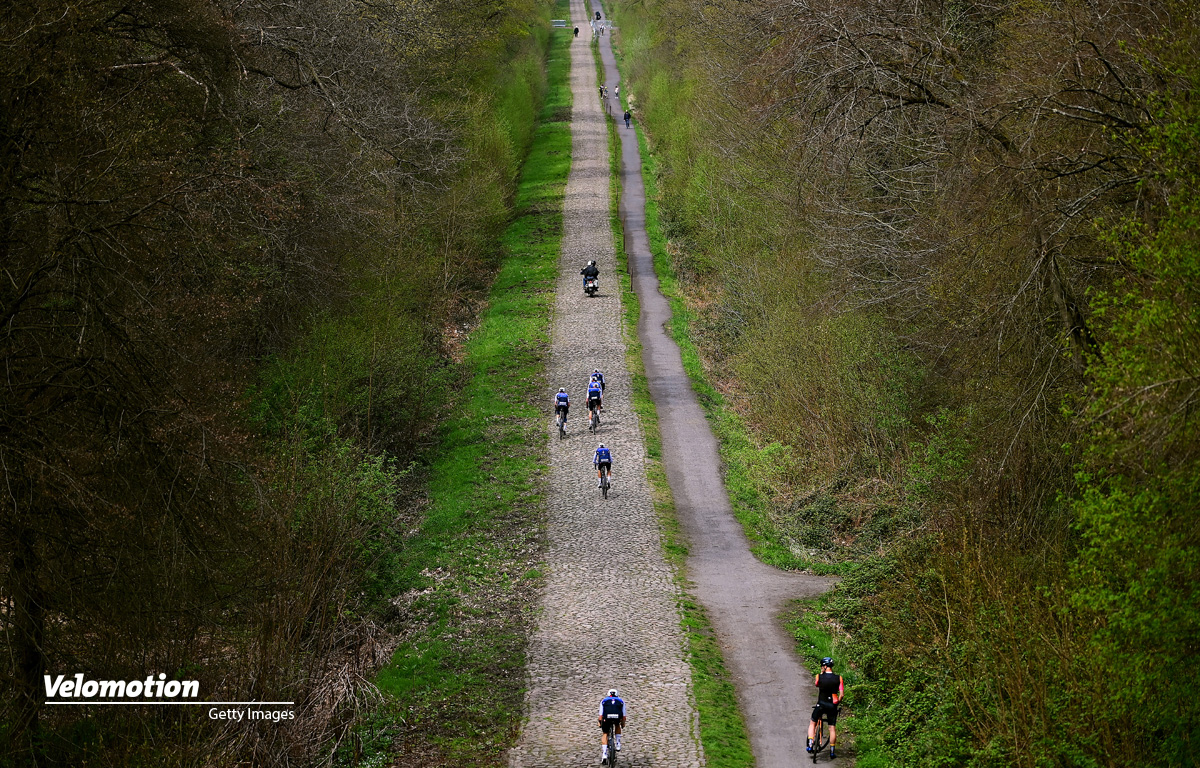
[
  {"x1": 600, "y1": 35, "x2": 755, "y2": 768},
  {"x1": 349, "y1": 14, "x2": 572, "y2": 767}
]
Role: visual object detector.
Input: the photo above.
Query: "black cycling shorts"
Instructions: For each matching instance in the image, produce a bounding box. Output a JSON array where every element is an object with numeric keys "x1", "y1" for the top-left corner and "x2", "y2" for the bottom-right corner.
[
  {"x1": 556, "y1": 404, "x2": 569, "y2": 415},
  {"x1": 596, "y1": 461, "x2": 611, "y2": 473},
  {"x1": 600, "y1": 716, "x2": 624, "y2": 732},
  {"x1": 588, "y1": 396, "x2": 602, "y2": 408},
  {"x1": 811, "y1": 701, "x2": 839, "y2": 726}
]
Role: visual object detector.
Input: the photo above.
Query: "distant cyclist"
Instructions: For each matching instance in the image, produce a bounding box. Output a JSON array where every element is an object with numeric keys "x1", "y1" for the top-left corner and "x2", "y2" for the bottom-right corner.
[
  {"x1": 807, "y1": 657, "x2": 843, "y2": 758},
  {"x1": 554, "y1": 387, "x2": 570, "y2": 427},
  {"x1": 581, "y1": 260, "x2": 600, "y2": 290},
  {"x1": 594, "y1": 443, "x2": 612, "y2": 488},
  {"x1": 587, "y1": 376, "x2": 603, "y2": 414},
  {"x1": 598, "y1": 688, "x2": 625, "y2": 762},
  {"x1": 591, "y1": 369, "x2": 606, "y2": 392}
]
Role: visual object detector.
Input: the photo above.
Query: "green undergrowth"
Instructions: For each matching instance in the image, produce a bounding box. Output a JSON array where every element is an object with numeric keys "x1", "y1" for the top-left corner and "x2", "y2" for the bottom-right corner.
[
  {"x1": 602, "y1": 33, "x2": 754, "y2": 768},
  {"x1": 346, "y1": 14, "x2": 571, "y2": 767}
]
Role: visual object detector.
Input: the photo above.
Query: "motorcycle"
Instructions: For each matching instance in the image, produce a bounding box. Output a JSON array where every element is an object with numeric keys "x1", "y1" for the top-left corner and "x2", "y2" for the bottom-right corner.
[{"x1": 584, "y1": 276, "x2": 599, "y2": 297}]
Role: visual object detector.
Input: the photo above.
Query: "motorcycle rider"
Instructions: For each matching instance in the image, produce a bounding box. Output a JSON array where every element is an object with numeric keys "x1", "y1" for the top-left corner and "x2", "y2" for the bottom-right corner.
[{"x1": 581, "y1": 260, "x2": 600, "y2": 291}]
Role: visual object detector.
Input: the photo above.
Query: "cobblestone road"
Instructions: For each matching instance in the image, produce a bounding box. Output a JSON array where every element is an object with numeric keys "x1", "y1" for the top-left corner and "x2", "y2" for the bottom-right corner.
[{"x1": 507, "y1": 1, "x2": 704, "y2": 766}]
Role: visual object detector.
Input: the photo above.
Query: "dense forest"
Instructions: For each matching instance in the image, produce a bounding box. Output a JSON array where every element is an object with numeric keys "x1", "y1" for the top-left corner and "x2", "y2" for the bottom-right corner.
[
  {"x1": 0, "y1": 0, "x2": 553, "y2": 764},
  {"x1": 609, "y1": 0, "x2": 1198, "y2": 765}
]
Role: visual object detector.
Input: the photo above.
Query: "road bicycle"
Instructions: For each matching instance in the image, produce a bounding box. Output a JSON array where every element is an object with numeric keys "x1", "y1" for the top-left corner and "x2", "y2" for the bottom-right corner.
[
  {"x1": 602, "y1": 717, "x2": 621, "y2": 766},
  {"x1": 810, "y1": 708, "x2": 833, "y2": 762},
  {"x1": 598, "y1": 464, "x2": 610, "y2": 499},
  {"x1": 588, "y1": 401, "x2": 601, "y2": 433},
  {"x1": 556, "y1": 408, "x2": 566, "y2": 438}
]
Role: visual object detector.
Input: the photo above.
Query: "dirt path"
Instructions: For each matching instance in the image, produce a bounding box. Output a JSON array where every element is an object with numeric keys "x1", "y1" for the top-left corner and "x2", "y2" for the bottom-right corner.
[
  {"x1": 593, "y1": 3, "x2": 840, "y2": 766},
  {"x1": 508, "y1": 2, "x2": 704, "y2": 766}
]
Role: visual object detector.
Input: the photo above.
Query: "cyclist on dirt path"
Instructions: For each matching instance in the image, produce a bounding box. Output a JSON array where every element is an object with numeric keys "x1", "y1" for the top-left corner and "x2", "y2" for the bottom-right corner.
[
  {"x1": 594, "y1": 443, "x2": 612, "y2": 488},
  {"x1": 598, "y1": 688, "x2": 626, "y2": 762},
  {"x1": 807, "y1": 657, "x2": 843, "y2": 758}
]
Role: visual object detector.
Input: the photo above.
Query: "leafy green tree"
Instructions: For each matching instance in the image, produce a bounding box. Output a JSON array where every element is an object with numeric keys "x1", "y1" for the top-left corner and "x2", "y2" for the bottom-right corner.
[{"x1": 1072, "y1": 23, "x2": 1200, "y2": 760}]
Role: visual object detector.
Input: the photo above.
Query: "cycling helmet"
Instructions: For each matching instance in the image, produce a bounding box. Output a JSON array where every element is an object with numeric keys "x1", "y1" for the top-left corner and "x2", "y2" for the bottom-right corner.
[
  {"x1": 820, "y1": 657, "x2": 834, "y2": 669},
  {"x1": 598, "y1": 443, "x2": 606, "y2": 448},
  {"x1": 559, "y1": 387, "x2": 566, "y2": 393},
  {"x1": 588, "y1": 260, "x2": 596, "y2": 266},
  {"x1": 608, "y1": 689, "x2": 619, "y2": 697}
]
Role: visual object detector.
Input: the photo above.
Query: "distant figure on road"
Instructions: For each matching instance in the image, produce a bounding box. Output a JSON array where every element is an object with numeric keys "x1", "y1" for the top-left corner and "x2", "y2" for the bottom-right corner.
[
  {"x1": 623, "y1": 110, "x2": 631, "y2": 128},
  {"x1": 596, "y1": 10, "x2": 602, "y2": 19},
  {"x1": 554, "y1": 387, "x2": 570, "y2": 429},
  {"x1": 614, "y1": 85, "x2": 619, "y2": 100},
  {"x1": 574, "y1": 26, "x2": 579, "y2": 37}
]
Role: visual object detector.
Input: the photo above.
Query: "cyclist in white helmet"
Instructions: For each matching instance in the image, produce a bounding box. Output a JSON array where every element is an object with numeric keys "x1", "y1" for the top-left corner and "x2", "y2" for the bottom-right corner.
[
  {"x1": 598, "y1": 688, "x2": 626, "y2": 762},
  {"x1": 553, "y1": 387, "x2": 570, "y2": 427},
  {"x1": 594, "y1": 443, "x2": 612, "y2": 487}
]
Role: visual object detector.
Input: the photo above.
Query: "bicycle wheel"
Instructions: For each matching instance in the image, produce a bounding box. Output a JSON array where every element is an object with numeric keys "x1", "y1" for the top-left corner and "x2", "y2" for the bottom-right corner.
[
  {"x1": 811, "y1": 716, "x2": 825, "y2": 763},
  {"x1": 604, "y1": 724, "x2": 617, "y2": 766},
  {"x1": 601, "y1": 468, "x2": 609, "y2": 499}
]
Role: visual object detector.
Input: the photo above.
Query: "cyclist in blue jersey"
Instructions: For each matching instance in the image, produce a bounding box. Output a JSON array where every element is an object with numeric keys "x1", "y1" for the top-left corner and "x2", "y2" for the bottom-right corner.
[
  {"x1": 598, "y1": 688, "x2": 626, "y2": 762},
  {"x1": 591, "y1": 369, "x2": 606, "y2": 394},
  {"x1": 587, "y1": 377, "x2": 603, "y2": 414},
  {"x1": 554, "y1": 387, "x2": 570, "y2": 427},
  {"x1": 594, "y1": 443, "x2": 612, "y2": 487}
]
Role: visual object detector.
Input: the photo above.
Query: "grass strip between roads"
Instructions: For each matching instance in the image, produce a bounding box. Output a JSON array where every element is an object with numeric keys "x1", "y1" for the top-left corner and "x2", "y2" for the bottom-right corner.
[
  {"x1": 599, "y1": 29, "x2": 755, "y2": 768},
  {"x1": 354, "y1": 15, "x2": 571, "y2": 767}
]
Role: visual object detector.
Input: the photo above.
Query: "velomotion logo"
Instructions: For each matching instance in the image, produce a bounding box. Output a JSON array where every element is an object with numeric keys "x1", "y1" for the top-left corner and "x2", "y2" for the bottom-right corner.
[
  {"x1": 46, "y1": 673, "x2": 199, "y2": 700},
  {"x1": 43, "y1": 673, "x2": 295, "y2": 711}
]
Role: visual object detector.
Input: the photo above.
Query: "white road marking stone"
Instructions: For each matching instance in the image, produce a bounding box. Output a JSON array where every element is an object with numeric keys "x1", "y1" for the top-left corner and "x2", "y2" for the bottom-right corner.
[{"x1": 508, "y1": 2, "x2": 704, "y2": 766}]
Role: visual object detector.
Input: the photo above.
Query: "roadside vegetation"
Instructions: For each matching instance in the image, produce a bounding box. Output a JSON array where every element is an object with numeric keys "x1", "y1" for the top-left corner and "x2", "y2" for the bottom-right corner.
[
  {"x1": 1, "y1": 0, "x2": 559, "y2": 765},
  {"x1": 352, "y1": 16, "x2": 571, "y2": 766},
  {"x1": 607, "y1": 0, "x2": 1200, "y2": 765}
]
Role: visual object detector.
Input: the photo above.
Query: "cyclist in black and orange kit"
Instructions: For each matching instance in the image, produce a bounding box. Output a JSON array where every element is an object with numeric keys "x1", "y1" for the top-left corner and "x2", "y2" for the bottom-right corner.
[{"x1": 807, "y1": 657, "x2": 844, "y2": 758}]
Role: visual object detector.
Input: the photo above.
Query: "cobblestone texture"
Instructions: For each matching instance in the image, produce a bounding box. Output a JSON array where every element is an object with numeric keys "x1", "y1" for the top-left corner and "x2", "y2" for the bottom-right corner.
[{"x1": 507, "y1": 2, "x2": 704, "y2": 766}]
